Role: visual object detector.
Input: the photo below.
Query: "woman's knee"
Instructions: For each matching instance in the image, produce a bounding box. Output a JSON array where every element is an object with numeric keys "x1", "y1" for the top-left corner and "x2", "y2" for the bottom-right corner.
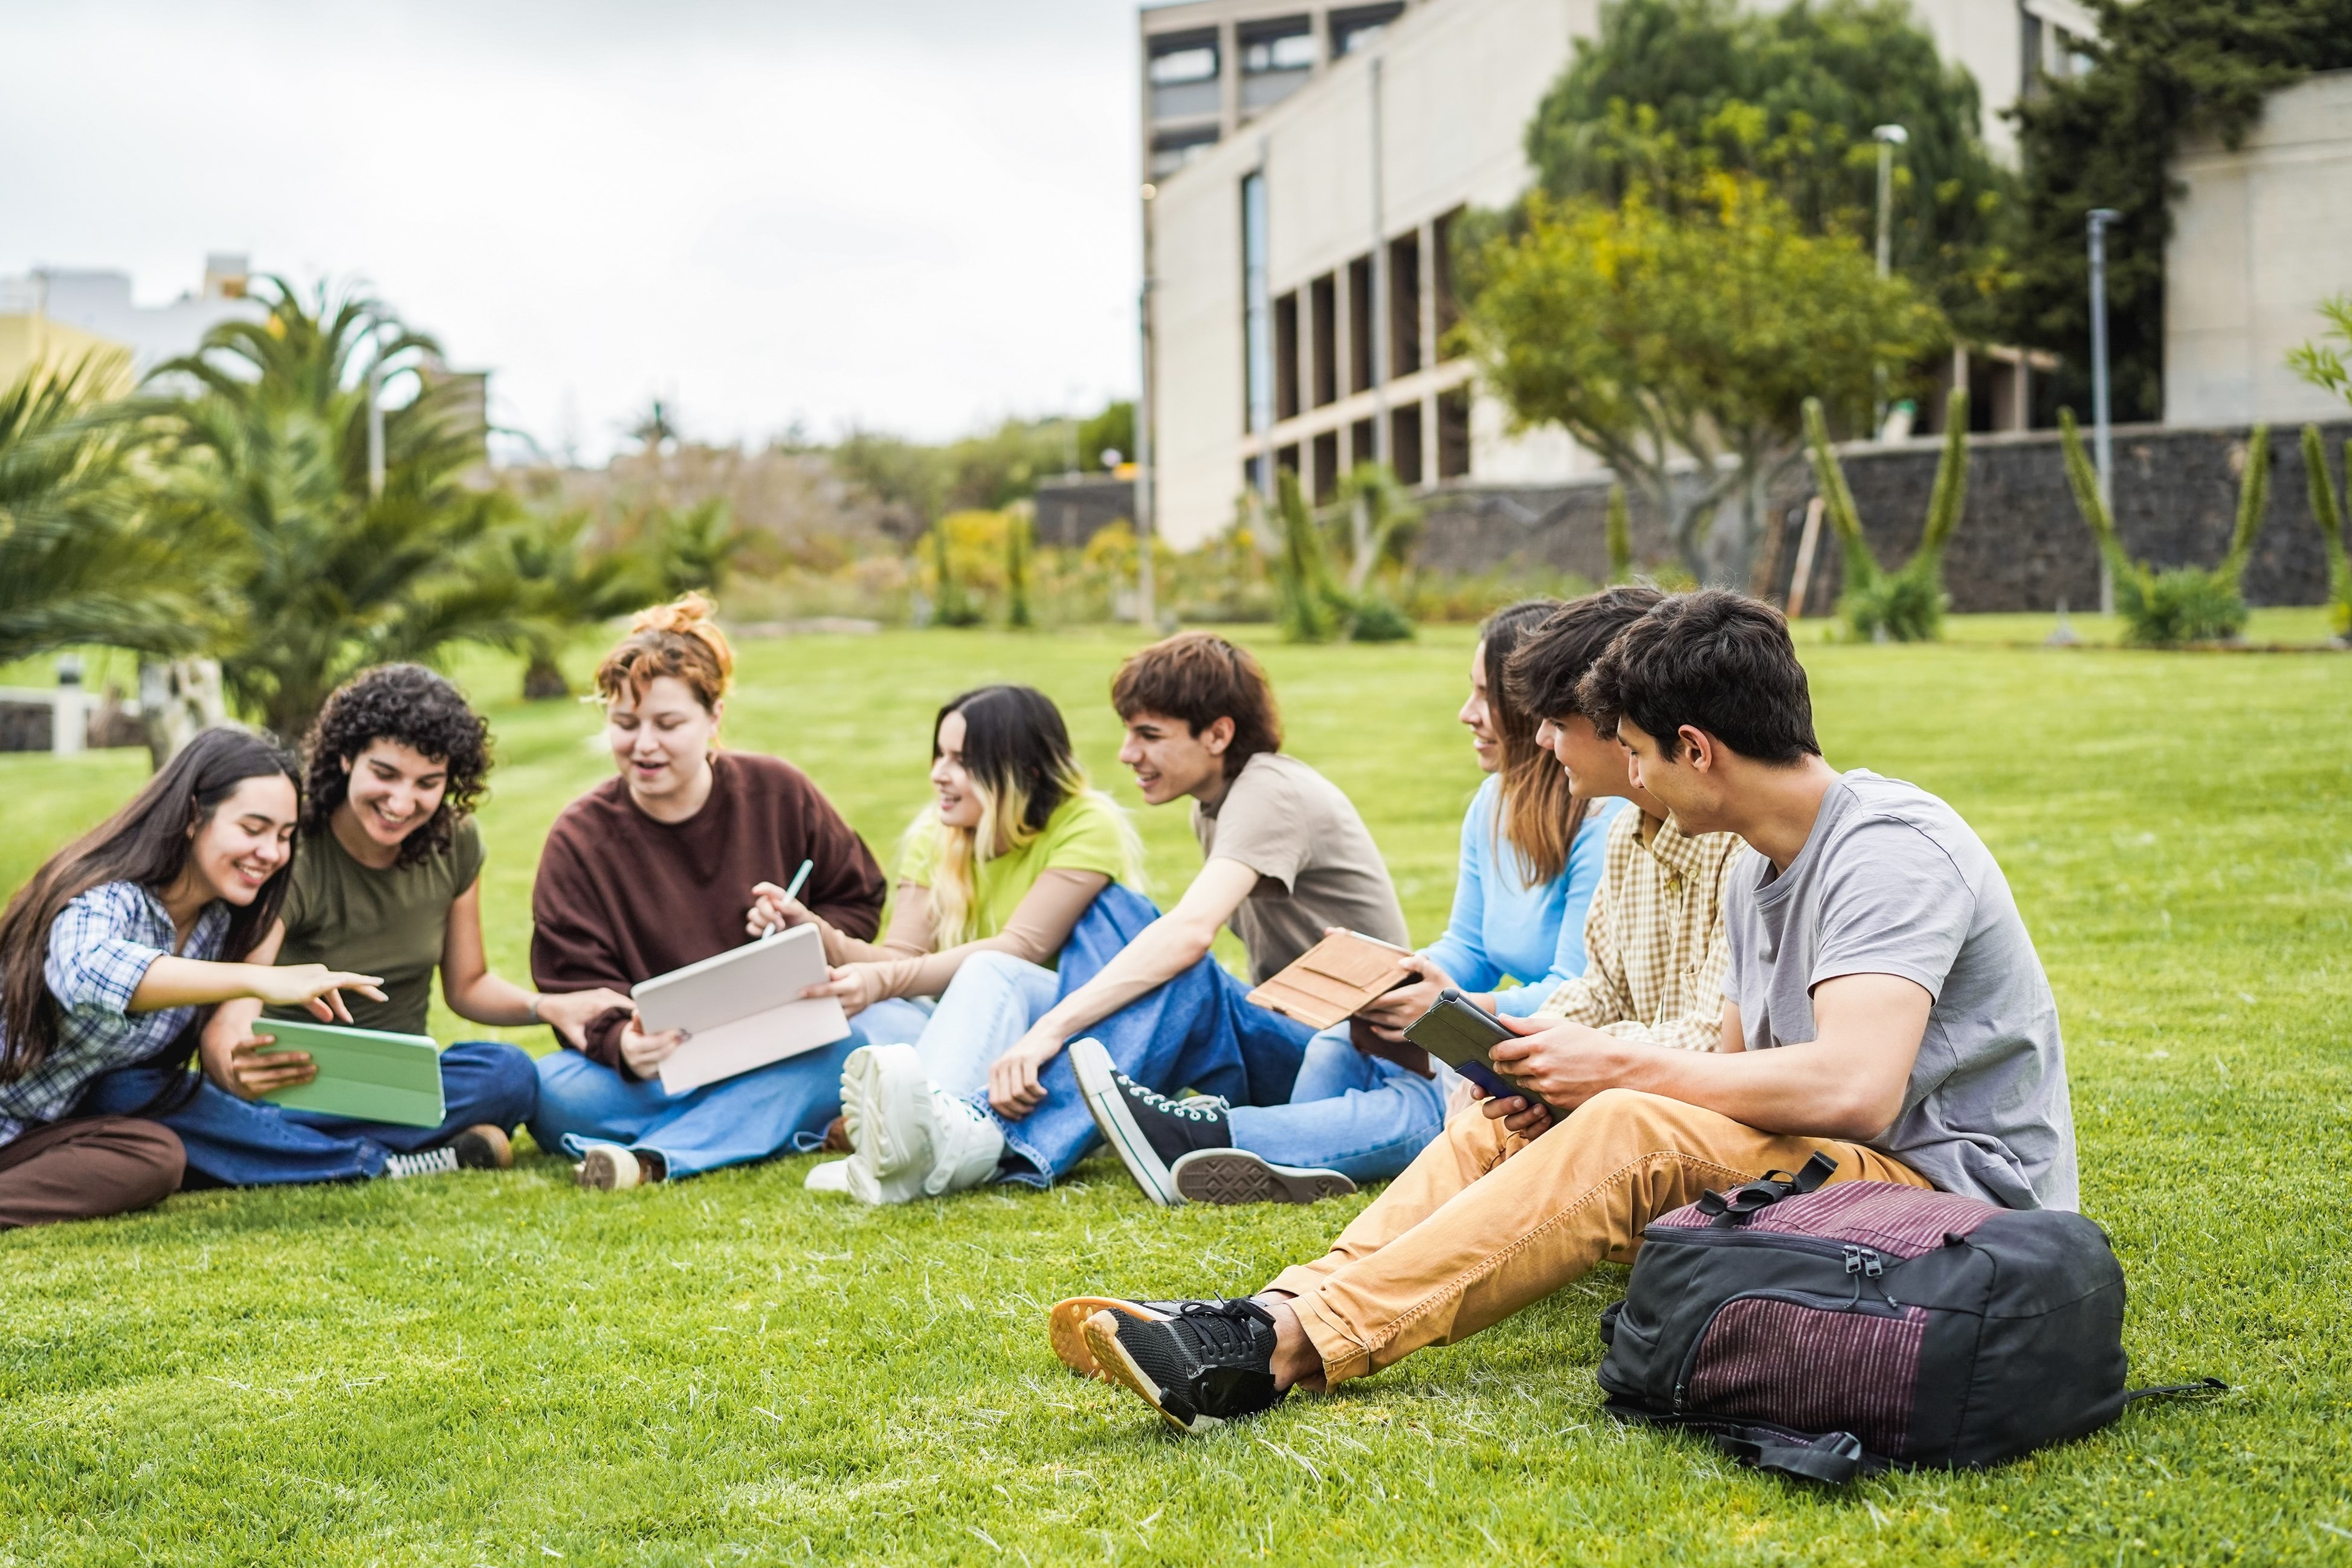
[
  {"x1": 94, "y1": 1119, "x2": 186, "y2": 1209},
  {"x1": 450, "y1": 1040, "x2": 540, "y2": 1127}
]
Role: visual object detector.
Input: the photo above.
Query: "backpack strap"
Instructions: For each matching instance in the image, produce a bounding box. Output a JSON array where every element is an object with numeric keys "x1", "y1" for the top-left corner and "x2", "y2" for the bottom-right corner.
[
  {"x1": 1697, "y1": 1150, "x2": 1843, "y2": 1227},
  {"x1": 2124, "y1": 1377, "x2": 2227, "y2": 1403},
  {"x1": 1603, "y1": 1399, "x2": 1876, "y2": 1484}
]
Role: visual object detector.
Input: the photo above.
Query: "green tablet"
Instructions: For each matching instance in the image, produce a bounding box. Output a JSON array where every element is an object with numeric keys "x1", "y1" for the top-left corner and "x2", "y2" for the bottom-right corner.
[{"x1": 257, "y1": 1021, "x2": 447, "y2": 1129}]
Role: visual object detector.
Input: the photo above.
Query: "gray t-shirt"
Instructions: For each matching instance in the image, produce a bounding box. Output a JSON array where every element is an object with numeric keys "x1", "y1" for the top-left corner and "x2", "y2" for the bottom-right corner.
[
  {"x1": 1722, "y1": 770, "x2": 2077, "y2": 1211},
  {"x1": 1194, "y1": 751, "x2": 1410, "y2": 981}
]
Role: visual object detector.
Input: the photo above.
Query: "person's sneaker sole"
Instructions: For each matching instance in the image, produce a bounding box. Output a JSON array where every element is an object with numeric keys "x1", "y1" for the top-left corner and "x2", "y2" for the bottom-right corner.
[
  {"x1": 1081, "y1": 1309, "x2": 1220, "y2": 1436},
  {"x1": 449, "y1": 1123, "x2": 512, "y2": 1172},
  {"x1": 576, "y1": 1144, "x2": 640, "y2": 1191},
  {"x1": 1171, "y1": 1149, "x2": 1356, "y2": 1206},
  {"x1": 1070, "y1": 1038, "x2": 1178, "y2": 1207},
  {"x1": 841, "y1": 1044, "x2": 932, "y2": 1178},
  {"x1": 1047, "y1": 1297, "x2": 1172, "y2": 1381}
]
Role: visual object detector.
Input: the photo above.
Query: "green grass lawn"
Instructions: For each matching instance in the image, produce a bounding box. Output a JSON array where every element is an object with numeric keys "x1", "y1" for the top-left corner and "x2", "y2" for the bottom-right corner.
[{"x1": 2, "y1": 619, "x2": 2349, "y2": 1566}]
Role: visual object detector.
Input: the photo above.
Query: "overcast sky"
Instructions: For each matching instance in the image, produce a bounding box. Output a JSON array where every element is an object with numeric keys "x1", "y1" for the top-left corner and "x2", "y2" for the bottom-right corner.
[{"x1": 1, "y1": 0, "x2": 1145, "y2": 461}]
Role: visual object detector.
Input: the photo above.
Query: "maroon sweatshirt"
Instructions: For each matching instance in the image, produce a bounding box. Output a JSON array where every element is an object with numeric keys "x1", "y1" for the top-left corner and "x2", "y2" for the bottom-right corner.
[{"x1": 529, "y1": 751, "x2": 887, "y2": 1074}]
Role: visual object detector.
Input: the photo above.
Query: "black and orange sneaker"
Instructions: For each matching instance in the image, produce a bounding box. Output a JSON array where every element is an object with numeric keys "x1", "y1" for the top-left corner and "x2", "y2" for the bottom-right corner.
[
  {"x1": 1047, "y1": 1297, "x2": 1184, "y2": 1381},
  {"x1": 1081, "y1": 1297, "x2": 1285, "y2": 1434}
]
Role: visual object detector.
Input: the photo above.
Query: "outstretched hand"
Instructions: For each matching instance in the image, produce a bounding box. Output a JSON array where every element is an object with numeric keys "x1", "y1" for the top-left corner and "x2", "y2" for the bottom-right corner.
[{"x1": 247, "y1": 964, "x2": 387, "y2": 1024}]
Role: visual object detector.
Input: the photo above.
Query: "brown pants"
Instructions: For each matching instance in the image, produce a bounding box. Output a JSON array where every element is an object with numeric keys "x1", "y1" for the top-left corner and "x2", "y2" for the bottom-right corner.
[
  {"x1": 0, "y1": 1116, "x2": 184, "y2": 1230},
  {"x1": 1267, "y1": 1088, "x2": 1930, "y2": 1387}
]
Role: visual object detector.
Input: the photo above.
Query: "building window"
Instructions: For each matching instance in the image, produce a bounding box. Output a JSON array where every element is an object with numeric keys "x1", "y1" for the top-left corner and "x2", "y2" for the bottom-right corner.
[
  {"x1": 1329, "y1": 3, "x2": 1404, "y2": 59},
  {"x1": 1388, "y1": 231, "x2": 1422, "y2": 378},
  {"x1": 1313, "y1": 429, "x2": 1340, "y2": 502},
  {"x1": 1149, "y1": 31, "x2": 1221, "y2": 121},
  {"x1": 1351, "y1": 416, "x2": 1377, "y2": 469},
  {"x1": 1432, "y1": 207, "x2": 1462, "y2": 349},
  {"x1": 1150, "y1": 126, "x2": 1220, "y2": 178},
  {"x1": 1310, "y1": 273, "x2": 1338, "y2": 408},
  {"x1": 1274, "y1": 291, "x2": 1301, "y2": 422},
  {"x1": 1276, "y1": 443, "x2": 1302, "y2": 488},
  {"x1": 1436, "y1": 387, "x2": 1471, "y2": 479},
  {"x1": 1239, "y1": 18, "x2": 1314, "y2": 112},
  {"x1": 1390, "y1": 403, "x2": 1423, "y2": 485},
  {"x1": 1242, "y1": 172, "x2": 1273, "y2": 437},
  {"x1": 1348, "y1": 253, "x2": 1374, "y2": 394}
]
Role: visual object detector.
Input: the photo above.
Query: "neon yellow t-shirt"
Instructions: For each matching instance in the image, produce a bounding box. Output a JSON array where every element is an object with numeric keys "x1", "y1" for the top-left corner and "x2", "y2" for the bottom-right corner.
[{"x1": 901, "y1": 790, "x2": 1137, "y2": 944}]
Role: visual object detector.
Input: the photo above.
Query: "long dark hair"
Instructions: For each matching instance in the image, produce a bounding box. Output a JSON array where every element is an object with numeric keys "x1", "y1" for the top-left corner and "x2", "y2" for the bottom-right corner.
[
  {"x1": 912, "y1": 685, "x2": 1139, "y2": 946},
  {"x1": 0, "y1": 728, "x2": 301, "y2": 1083},
  {"x1": 303, "y1": 664, "x2": 491, "y2": 868},
  {"x1": 1484, "y1": 599, "x2": 1586, "y2": 887}
]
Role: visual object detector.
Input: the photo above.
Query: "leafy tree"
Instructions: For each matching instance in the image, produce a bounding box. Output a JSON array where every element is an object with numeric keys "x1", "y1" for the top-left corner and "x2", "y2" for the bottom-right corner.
[
  {"x1": 2300, "y1": 425, "x2": 2350, "y2": 640},
  {"x1": 926, "y1": 515, "x2": 983, "y2": 628},
  {"x1": 2058, "y1": 408, "x2": 2269, "y2": 645},
  {"x1": 1527, "y1": 0, "x2": 2015, "y2": 338},
  {"x1": 0, "y1": 357, "x2": 207, "y2": 668},
  {"x1": 145, "y1": 279, "x2": 532, "y2": 741},
  {"x1": 493, "y1": 509, "x2": 653, "y2": 699},
  {"x1": 1078, "y1": 402, "x2": 1136, "y2": 470},
  {"x1": 646, "y1": 498, "x2": 755, "y2": 598},
  {"x1": 2006, "y1": 0, "x2": 2352, "y2": 423},
  {"x1": 1803, "y1": 389, "x2": 1970, "y2": 640},
  {"x1": 1460, "y1": 175, "x2": 1940, "y2": 585}
]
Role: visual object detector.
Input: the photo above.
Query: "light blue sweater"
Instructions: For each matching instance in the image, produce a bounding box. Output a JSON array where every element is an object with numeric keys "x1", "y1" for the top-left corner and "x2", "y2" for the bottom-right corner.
[{"x1": 1419, "y1": 778, "x2": 1624, "y2": 1018}]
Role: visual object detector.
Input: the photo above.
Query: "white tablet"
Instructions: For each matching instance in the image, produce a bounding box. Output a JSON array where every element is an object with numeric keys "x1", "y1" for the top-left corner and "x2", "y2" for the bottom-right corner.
[{"x1": 630, "y1": 924, "x2": 851, "y2": 1094}]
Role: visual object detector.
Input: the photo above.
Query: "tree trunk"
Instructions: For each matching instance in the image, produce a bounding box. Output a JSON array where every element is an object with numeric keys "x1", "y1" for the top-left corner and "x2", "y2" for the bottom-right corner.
[
  {"x1": 522, "y1": 654, "x2": 570, "y2": 701},
  {"x1": 138, "y1": 658, "x2": 228, "y2": 771}
]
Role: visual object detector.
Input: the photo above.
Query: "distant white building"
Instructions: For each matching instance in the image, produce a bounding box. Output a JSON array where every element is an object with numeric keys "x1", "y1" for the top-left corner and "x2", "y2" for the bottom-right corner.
[
  {"x1": 2165, "y1": 70, "x2": 2352, "y2": 429},
  {"x1": 0, "y1": 253, "x2": 263, "y2": 391},
  {"x1": 1140, "y1": 0, "x2": 2099, "y2": 549}
]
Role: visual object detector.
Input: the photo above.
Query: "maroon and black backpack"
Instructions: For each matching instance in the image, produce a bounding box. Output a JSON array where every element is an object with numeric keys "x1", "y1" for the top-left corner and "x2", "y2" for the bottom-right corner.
[{"x1": 1596, "y1": 1155, "x2": 2221, "y2": 1483}]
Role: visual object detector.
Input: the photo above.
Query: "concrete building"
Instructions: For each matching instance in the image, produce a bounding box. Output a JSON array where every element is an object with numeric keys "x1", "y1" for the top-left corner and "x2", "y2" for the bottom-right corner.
[
  {"x1": 1141, "y1": 0, "x2": 2101, "y2": 549},
  {"x1": 2165, "y1": 70, "x2": 2352, "y2": 429},
  {"x1": 1142, "y1": 0, "x2": 1422, "y2": 182},
  {"x1": 0, "y1": 254, "x2": 263, "y2": 391}
]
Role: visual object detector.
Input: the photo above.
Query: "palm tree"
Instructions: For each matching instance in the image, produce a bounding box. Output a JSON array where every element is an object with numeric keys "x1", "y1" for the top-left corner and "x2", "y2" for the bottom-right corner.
[
  {"x1": 0, "y1": 355, "x2": 207, "y2": 668},
  {"x1": 143, "y1": 279, "x2": 533, "y2": 741},
  {"x1": 493, "y1": 508, "x2": 654, "y2": 699}
]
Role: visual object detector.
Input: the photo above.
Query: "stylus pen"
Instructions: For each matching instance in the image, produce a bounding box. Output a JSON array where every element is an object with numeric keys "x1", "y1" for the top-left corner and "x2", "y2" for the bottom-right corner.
[{"x1": 763, "y1": 859, "x2": 814, "y2": 939}]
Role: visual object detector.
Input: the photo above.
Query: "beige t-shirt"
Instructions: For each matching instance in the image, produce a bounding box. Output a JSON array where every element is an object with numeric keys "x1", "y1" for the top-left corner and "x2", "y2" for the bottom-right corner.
[{"x1": 1192, "y1": 751, "x2": 1410, "y2": 981}]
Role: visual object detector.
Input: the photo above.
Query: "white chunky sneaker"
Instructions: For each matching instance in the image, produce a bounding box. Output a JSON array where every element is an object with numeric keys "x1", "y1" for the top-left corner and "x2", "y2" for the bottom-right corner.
[
  {"x1": 575, "y1": 1143, "x2": 644, "y2": 1191},
  {"x1": 840, "y1": 1044, "x2": 934, "y2": 1184},
  {"x1": 839, "y1": 1045, "x2": 1005, "y2": 1204},
  {"x1": 804, "y1": 1158, "x2": 853, "y2": 1194},
  {"x1": 382, "y1": 1146, "x2": 460, "y2": 1180}
]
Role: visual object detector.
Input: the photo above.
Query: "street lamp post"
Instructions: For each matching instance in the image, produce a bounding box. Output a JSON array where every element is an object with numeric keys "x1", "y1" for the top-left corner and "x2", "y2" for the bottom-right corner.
[
  {"x1": 1871, "y1": 124, "x2": 1908, "y2": 436},
  {"x1": 2087, "y1": 206, "x2": 2120, "y2": 616},
  {"x1": 1135, "y1": 181, "x2": 1158, "y2": 630}
]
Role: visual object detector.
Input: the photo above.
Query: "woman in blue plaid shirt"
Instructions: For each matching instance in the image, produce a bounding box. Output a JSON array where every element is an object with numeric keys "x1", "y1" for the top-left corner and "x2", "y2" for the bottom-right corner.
[{"x1": 0, "y1": 730, "x2": 387, "y2": 1228}]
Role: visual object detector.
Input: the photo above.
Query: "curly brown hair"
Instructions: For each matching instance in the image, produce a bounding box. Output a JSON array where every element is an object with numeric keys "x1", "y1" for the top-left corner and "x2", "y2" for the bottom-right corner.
[{"x1": 302, "y1": 665, "x2": 491, "y2": 867}]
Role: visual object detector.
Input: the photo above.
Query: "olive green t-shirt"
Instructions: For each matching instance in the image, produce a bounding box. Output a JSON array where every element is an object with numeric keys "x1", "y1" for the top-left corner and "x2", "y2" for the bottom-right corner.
[
  {"x1": 899, "y1": 790, "x2": 1137, "y2": 949},
  {"x1": 268, "y1": 818, "x2": 485, "y2": 1037}
]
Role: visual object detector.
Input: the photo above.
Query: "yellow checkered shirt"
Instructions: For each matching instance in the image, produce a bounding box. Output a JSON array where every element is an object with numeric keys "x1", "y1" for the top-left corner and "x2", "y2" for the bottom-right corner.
[{"x1": 1531, "y1": 804, "x2": 1748, "y2": 1050}]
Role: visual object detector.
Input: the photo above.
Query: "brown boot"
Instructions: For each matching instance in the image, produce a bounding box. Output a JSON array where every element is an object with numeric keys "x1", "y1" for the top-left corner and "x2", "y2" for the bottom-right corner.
[
  {"x1": 448, "y1": 1124, "x2": 512, "y2": 1171},
  {"x1": 820, "y1": 1114, "x2": 851, "y2": 1153}
]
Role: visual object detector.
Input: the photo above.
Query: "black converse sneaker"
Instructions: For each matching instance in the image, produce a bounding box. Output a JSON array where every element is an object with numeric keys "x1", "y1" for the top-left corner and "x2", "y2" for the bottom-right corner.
[
  {"x1": 1047, "y1": 1297, "x2": 1186, "y2": 1381},
  {"x1": 1070, "y1": 1038, "x2": 1229, "y2": 1206},
  {"x1": 1081, "y1": 1297, "x2": 1285, "y2": 1434}
]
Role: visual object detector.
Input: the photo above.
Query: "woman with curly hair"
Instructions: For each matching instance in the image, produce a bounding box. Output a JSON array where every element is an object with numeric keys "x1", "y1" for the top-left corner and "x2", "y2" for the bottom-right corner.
[{"x1": 89, "y1": 666, "x2": 594, "y2": 1184}]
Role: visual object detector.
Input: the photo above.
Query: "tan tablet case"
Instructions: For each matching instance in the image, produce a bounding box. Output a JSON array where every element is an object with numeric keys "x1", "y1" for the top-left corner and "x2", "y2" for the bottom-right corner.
[{"x1": 1244, "y1": 930, "x2": 1413, "y2": 1030}]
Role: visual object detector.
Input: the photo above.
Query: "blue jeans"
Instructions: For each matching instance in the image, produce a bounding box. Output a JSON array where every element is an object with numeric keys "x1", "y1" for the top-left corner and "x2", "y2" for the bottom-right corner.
[
  {"x1": 83, "y1": 1040, "x2": 538, "y2": 1186},
  {"x1": 1227, "y1": 1024, "x2": 1450, "y2": 1183},
  {"x1": 524, "y1": 1000, "x2": 930, "y2": 1179},
  {"x1": 974, "y1": 885, "x2": 1314, "y2": 1186},
  {"x1": 913, "y1": 950, "x2": 1059, "y2": 1099}
]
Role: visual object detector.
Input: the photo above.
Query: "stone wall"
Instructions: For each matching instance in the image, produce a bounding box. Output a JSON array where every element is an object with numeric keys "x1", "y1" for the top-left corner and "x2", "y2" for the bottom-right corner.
[{"x1": 1413, "y1": 419, "x2": 2352, "y2": 614}]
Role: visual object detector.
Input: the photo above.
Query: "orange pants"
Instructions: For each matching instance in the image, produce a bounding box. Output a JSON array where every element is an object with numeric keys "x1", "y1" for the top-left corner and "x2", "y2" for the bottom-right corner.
[{"x1": 1267, "y1": 1088, "x2": 1930, "y2": 1387}]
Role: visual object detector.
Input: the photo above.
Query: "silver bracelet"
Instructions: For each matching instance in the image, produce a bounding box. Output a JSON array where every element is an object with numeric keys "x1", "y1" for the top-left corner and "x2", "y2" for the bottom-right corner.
[{"x1": 527, "y1": 994, "x2": 543, "y2": 1022}]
